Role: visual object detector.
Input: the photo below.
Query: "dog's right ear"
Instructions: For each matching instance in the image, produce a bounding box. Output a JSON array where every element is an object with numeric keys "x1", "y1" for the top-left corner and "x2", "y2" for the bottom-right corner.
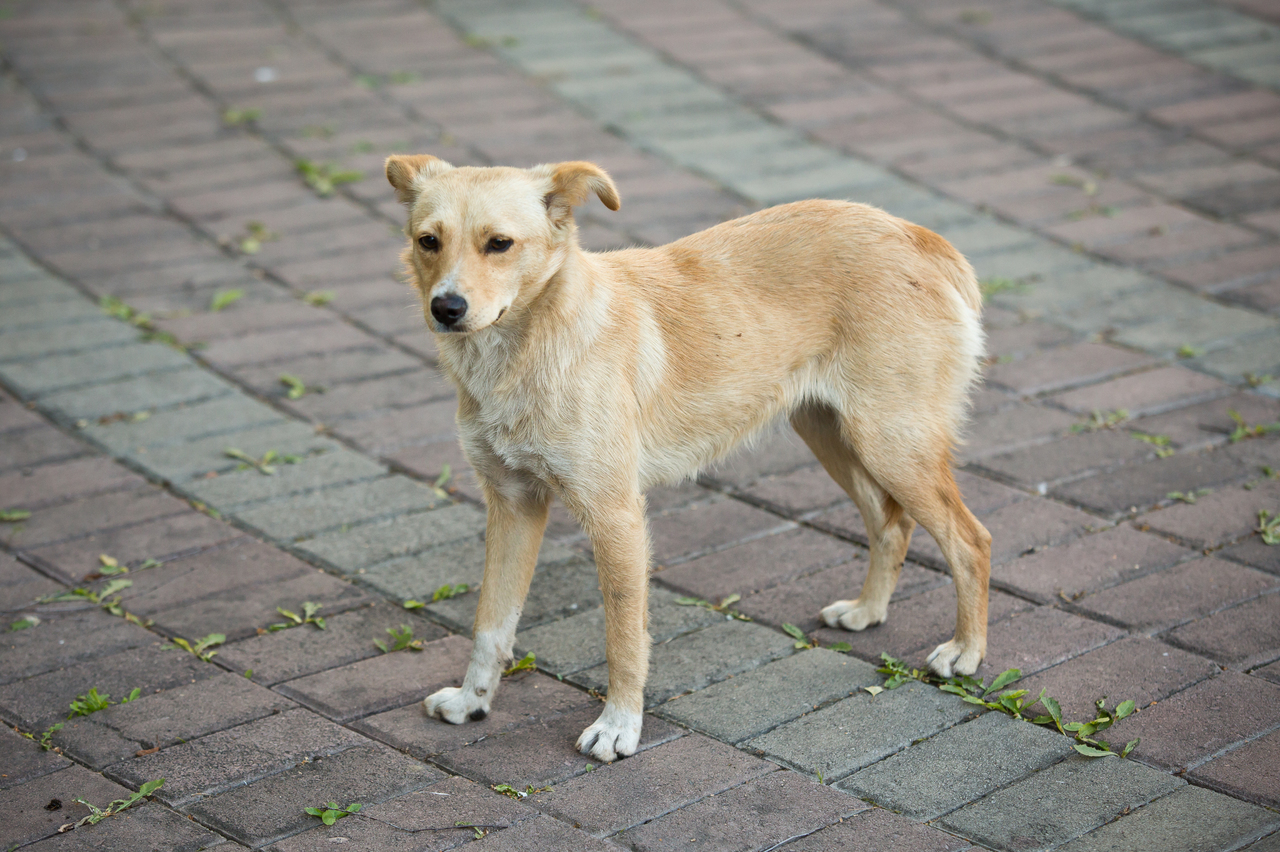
[{"x1": 385, "y1": 154, "x2": 454, "y2": 204}]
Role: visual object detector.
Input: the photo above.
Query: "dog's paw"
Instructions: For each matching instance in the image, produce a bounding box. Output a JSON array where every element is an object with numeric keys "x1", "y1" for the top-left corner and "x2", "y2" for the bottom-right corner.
[
  {"x1": 423, "y1": 686, "x2": 490, "y2": 725},
  {"x1": 820, "y1": 598, "x2": 886, "y2": 632},
  {"x1": 576, "y1": 703, "x2": 642, "y2": 763},
  {"x1": 926, "y1": 638, "x2": 983, "y2": 678}
]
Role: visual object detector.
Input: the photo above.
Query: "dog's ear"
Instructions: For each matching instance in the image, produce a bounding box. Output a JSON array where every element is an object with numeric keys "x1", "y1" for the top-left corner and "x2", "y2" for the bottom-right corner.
[
  {"x1": 385, "y1": 154, "x2": 454, "y2": 204},
  {"x1": 535, "y1": 161, "x2": 621, "y2": 224}
]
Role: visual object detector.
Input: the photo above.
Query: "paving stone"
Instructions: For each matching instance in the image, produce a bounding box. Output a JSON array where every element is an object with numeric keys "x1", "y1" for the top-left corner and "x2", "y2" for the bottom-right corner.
[
  {"x1": 926, "y1": 497, "x2": 1098, "y2": 569},
  {"x1": 426, "y1": 553, "x2": 606, "y2": 634},
  {"x1": 464, "y1": 814, "x2": 621, "y2": 852},
  {"x1": 297, "y1": 503, "x2": 487, "y2": 572},
  {"x1": 744, "y1": 680, "x2": 978, "y2": 782},
  {"x1": 735, "y1": 463, "x2": 851, "y2": 517},
  {"x1": 656, "y1": 648, "x2": 880, "y2": 744},
  {"x1": 83, "y1": 395, "x2": 288, "y2": 454},
  {"x1": 0, "y1": 425, "x2": 87, "y2": 472},
  {"x1": 983, "y1": 342, "x2": 1157, "y2": 395},
  {"x1": 0, "y1": 456, "x2": 144, "y2": 512},
  {"x1": 4, "y1": 485, "x2": 187, "y2": 549},
  {"x1": 571, "y1": 620, "x2": 796, "y2": 707},
  {"x1": 533, "y1": 733, "x2": 775, "y2": 837},
  {"x1": 982, "y1": 606, "x2": 1126, "y2": 678},
  {"x1": 266, "y1": 775, "x2": 538, "y2": 852},
  {"x1": 961, "y1": 402, "x2": 1081, "y2": 461},
  {"x1": 655, "y1": 527, "x2": 859, "y2": 602},
  {"x1": 838, "y1": 711, "x2": 1075, "y2": 821},
  {"x1": 285, "y1": 369, "x2": 455, "y2": 421},
  {"x1": 0, "y1": 609, "x2": 155, "y2": 685},
  {"x1": 29, "y1": 510, "x2": 242, "y2": 579},
  {"x1": 1163, "y1": 592, "x2": 1280, "y2": 668},
  {"x1": 20, "y1": 801, "x2": 226, "y2": 851},
  {"x1": 0, "y1": 343, "x2": 194, "y2": 399},
  {"x1": 55, "y1": 672, "x2": 292, "y2": 770},
  {"x1": 108, "y1": 707, "x2": 371, "y2": 806},
  {"x1": 235, "y1": 475, "x2": 444, "y2": 542},
  {"x1": 188, "y1": 743, "x2": 442, "y2": 848},
  {"x1": 1073, "y1": 556, "x2": 1278, "y2": 633},
  {"x1": 0, "y1": 643, "x2": 214, "y2": 733},
  {"x1": 0, "y1": 553, "x2": 63, "y2": 611},
  {"x1": 178, "y1": 447, "x2": 387, "y2": 511},
  {"x1": 1056, "y1": 784, "x2": 1280, "y2": 852},
  {"x1": 648, "y1": 497, "x2": 795, "y2": 566},
  {"x1": 129, "y1": 421, "x2": 339, "y2": 483},
  {"x1": 1137, "y1": 479, "x2": 1280, "y2": 548},
  {"x1": 772, "y1": 806, "x2": 972, "y2": 852},
  {"x1": 38, "y1": 368, "x2": 234, "y2": 422},
  {"x1": 702, "y1": 429, "x2": 817, "y2": 487},
  {"x1": 356, "y1": 534, "x2": 487, "y2": 600},
  {"x1": 1221, "y1": 535, "x2": 1280, "y2": 575},
  {"x1": 992, "y1": 524, "x2": 1194, "y2": 603},
  {"x1": 1047, "y1": 366, "x2": 1229, "y2": 416},
  {"x1": 1015, "y1": 636, "x2": 1219, "y2": 723},
  {"x1": 939, "y1": 756, "x2": 1182, "y2": 851},
  {"x1": 1191, "y1": 727, "x2": 1280, "y2": 809},
  {"x1": 0, "y1": 319, "x2": 138, "y2": 362},
  {"x1": 1107, "y1": 672, "x2": 1280, "y2": 771},
  {"x1": 735, "y1": 557, "x2": 949, "y2": 633},
  {"x1": 276, "y1": 634, "x2": 473, "y2": 723},
  {"x1": 218, "y1": 601, "x2": 444, "y2": 687},
  {"x1": 1132, "y1": 393, "x2": 1280, "y2": 451},
  {"x1": 513, "y1": 585, "x2": 723, "y2": 676},
  {"x1": 977, "y1": 430, "x2": 1158, "y2": 489},
  {"x1": 432, "y1": 701, "x2": 691, "y2": 788},
  {"x1": 0, "y1": 725, "x2": 69, "y2": 791},
  {"x1": 0, "y1": 764, "x2": 142, "y2": 851},
  {"x1": 618, "y1": 770, "x2": 864, "y2": 852},
  {"x1": 354, "y1": 670, "x2": 596, "y2": 759}
]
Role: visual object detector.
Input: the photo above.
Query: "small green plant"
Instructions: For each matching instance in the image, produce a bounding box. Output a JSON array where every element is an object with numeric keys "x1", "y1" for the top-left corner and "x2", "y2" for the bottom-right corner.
[
  {"x1": 1245, "y1": 372, "x2": 1274, "y2": 388},
  {"x1": 1065, "y1": 204, "x2": 1119, "y2": 221},
  {"x1": 99, "y1": 295, "x2": 153, "y2": 328},
  {"x1": 224, "y1": 447, "x2": 299, "y2": 474},
  {"x1": 1166, "y1": 488, "x2": 1211, "y2": 504},
  {"x1": 39, "y1": 721, "x2": 64, "y2": 750},
  {"x1": 9, "y1": 615, "x2": 39, "y2": 631},
  {"x1": 1132, "y1": 432, "x2": 1174, "y2": 458},
  {"x1": 96, "y1": 554, "x2": 128, "y2": 575},
  {"x1": 1228, "y1": 409, "x2": 1280, "y2": 443},
  {"x1": 503, "y1": 652, "x2": 536, "y2": 676},
  {"x1": 431, "y1": 582, "x2": 469, "y2": 602},
  {"x1": 279, "y1": 373, "x2": 322, "y2": 400},
  {"x1": 1072, "y1": 409, "x2": 1128, "y2": 433},
  {"x1": 1049, "y1": 173, "x2": 1099, "y2": 195},
  {"x1": 374, "y1": 624, "x2": 425, "y2": 653},
  {"x1": 0, "y1": 508, "x2": 30, "y2": 522},
  {"x1": 1176, "y1": 344, "x2": 1203, "y2": 359},
  {"x1": 222, "y1": 107, "x2": 261, "y2": 126},
  {"x1": 782, "y1": 623, "x2": 815, "y2": 649},
  {"x1": 674, "y1": 593, "x2": 751, "y2": 621},
  {"x1": 491, "y1": 783, "x2": 550, "y2": 799},
  {"x1": 165, "y1": 633, "x2": 225, "y2": 662},
  {"x1": 295, "y1": 159, "x2": 363, "y2": 197},
  {"x1": 40, "y1": 579, "x2": 147, "y2": 625},
  {"x1": 235, "y1": 220, "x2": 278, "y2": 255},
  {"x1": 67, "y1": 779, "x2": 165, "y2": 830},
  {"x1": 402, "y1": 599, "x2": 425, "y2": 610},
  {"x1": 68, "y1": 687, "x2": 140, "y2": 718},
  {"x1": 302, "y1": 289, "x2": 335, "y2": 306},
  {"x1": 209, "y1": 289, "x2": 244, "y2": 312},
  {"x1": 978, "y1": 277, "x2": 1032, "y2": 302},
  {"x1": 268, "y1": 602, "x2": 326, "y2": 631},
  {"x1": 305, "y1": 801, "x2": 362, "y2": 826},
  {"x1": 432, "y1": 464, "x2": 452, "y2": 499},
  {"x1": 1258, "y1": 510, "x2": 1280, "y2": 545}
]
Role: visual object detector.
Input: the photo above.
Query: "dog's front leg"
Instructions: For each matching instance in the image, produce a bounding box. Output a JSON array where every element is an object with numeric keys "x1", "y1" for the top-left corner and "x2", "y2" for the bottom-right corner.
[
  {"x1": 567, "y1": 492, "x2": 650, "y2": 762},
  {"x1": 423, "y1": 479, "x2": 550, "y2": 724}
]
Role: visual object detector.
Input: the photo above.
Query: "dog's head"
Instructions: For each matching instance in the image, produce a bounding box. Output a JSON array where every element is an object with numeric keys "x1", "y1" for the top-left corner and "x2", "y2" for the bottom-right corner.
[{"x1": 386, "y1": 155, "x2": 620, "y2": 334}]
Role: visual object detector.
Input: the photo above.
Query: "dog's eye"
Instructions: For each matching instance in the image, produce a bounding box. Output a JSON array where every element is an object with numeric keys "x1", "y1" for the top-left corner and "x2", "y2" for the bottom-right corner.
[
  {"x1": 418, "y1": 234, "x2": 439, "y2": 252},
  {"x1": 486, "y1": 237, "x2": 513, "y2": 254}
]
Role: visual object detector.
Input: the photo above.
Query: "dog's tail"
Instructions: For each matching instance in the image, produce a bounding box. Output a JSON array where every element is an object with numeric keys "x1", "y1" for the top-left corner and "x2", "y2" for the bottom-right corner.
[{"x1": 905, "y1": 224, "x2": 982, "y2": 314}]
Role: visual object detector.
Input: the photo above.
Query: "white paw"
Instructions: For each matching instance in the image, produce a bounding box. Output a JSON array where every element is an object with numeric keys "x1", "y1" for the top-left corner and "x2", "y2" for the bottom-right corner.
[
  {"x1": 575, "y1": 703, "x2": 642, "y2": 763},
  {"x1": 820, "y1": 599, "x2": 886, "y2": 632},
  {"x1": 423, "y1": 686, "x2": 490, "y2": 725},
  {"x1": 926, "y1": 638, "x2": 983, "y2": 678}
]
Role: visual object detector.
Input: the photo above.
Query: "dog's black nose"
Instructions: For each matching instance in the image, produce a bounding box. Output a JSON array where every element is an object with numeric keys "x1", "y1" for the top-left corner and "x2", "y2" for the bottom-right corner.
[{"x1": 431, "y1": 294, "x2": 468, "y2": 326}]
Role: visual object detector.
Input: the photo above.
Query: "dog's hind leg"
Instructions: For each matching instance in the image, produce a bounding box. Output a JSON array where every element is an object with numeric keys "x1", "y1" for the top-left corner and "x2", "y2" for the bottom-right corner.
[
  {"x1": 791, "y1": 404, "x2": 916, "y2": 633},
  {"x1": 560, "y1": 488, "x2": 651, "y2": 763},
  {"x1": 423, "y1": 475, "x2": 550, "y2": 724}
]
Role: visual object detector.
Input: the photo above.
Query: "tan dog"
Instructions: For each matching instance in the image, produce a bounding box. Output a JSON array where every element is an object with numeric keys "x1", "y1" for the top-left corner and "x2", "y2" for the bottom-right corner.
[{"x1": 386, "y1": 155, "x2": 991, "y2": 763}]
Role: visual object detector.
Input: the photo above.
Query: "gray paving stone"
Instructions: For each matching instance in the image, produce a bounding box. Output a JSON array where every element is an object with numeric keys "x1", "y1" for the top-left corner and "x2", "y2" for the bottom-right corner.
[
  {"x1": 178, "y1": 447, "x2": 387, "y2": 511},
  {"x1": 19, "y1": 802, "x2": 224, "y2": 852},
  {"x1": 745, "y1": 680, "x2": 978, "y2": 782},
  {"x1": 0, "y1": 609, "x2": 155, "y2": 685},
  {"x1": 1112, "y1": 307, "x2": 1277, "y2": 355},
  {"x1": 0, "y1": 343, "x2": 193, "y2": 398},
  {"x1": 464, "y1": 814, "x2": 620, "y2": 852},
  {"x1": 38, "y1": 368, "x2": 236, "y2": 421},
  {"x1": 0, "y1": 275, "x2": 82, "y2": 308},
  {"x1": 1196, "y1": 331, "x2": 1280, "y2": 380},
  {"x1": 1056, "y1": 784, "x2": 1280, "y2": 852},
  {"x1": 838, "y1": 712, "x2": 1075, "y2": 820},
  {"x1": 618, "y1": 770, "x2": 866, "y2": 852},
  {"x1": 133, "y1": 421, "x2": 338, "y2": 483},
  {"x1": 187, "y1": 743, "x2": 442, "y2": 848},
  {"x1": 0, "y1": 725, "x2": 70, "y2": 791},
  {"x1": 83, "y1": 395, "x2": 288, "y2": 454},
  {"x1": 265, "y1": 775, "x2": 538, "y2": 852},
  {"x1": 571, "y1": 620, "x2": 796, "y2": 708},
  {"x1": 425, "y1": 554, "x2": 605, "y2": 634},
  {"x1": 656, "y1": 649, "x2": 880, "y2": 744},
  {"x1": 356, "y1": 535, "x2": 487, "y2": 600},
  {"x1": 235, "y1": 475, "x2": 445, "y2": 542},
  {"x1": 938, "y1": 757, "x2": 1184, "y2": 852},
  {"x1": 0, "y1": 320, "x2": 138, "y2": 363},
  {"x1": 108, "y1": 708, "x2": 371, "y2": 806},
  {"x1": 514, "y1": 585, "x2": 723, "y2": 676},
  {"x1": 0, "y1": 764, "x2": 143, "y2": 851},
  {"x1": 773, "y1": 806, "x2": 973, "y2": 852},
  {"x1": 297, "y1": 503, "x2": 487, "y2": 572},
  {"x1": 533, "y1": 733, "x2": 776, "y2": 837}
]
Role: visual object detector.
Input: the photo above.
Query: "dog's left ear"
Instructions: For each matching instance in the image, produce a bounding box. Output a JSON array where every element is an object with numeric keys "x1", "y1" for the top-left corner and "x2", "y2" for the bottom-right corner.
[
  {"x1": 534, "y1": 161, "x2": 621, "y2": 224},
  {"x1": 385, "y1": 154, "x2": 454, "y2": 204}
]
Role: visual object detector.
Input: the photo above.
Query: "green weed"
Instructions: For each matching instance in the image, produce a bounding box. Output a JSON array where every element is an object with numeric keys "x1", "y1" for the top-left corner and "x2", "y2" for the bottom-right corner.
[
  {"x1": 1258, "y1": 510, "x2": 1280, "y2": 545},
  {"x1": 209, "y1": 289, "x2": 244, "y2": 312},
  {"x1": 675, "y1": 593, "x2": 751, "y2": 621},
  {"x1": 491, "y1": 783, "x2": 550, "y2": 799},
  {"x1": 431, "y1": 583, "x2": 469, "y2": 602},
  {"x1": 1166, "y1": 489, "x2": 1211, "y2": 504},
  {"x1": 222, "y1": 107, "x2": 261, "y2": 126},
  {"x1": 268, "y1": 602, "x2": 326, "y2": 631},
  {"x1": 68, "y1": 687, "x2": 140, "y2": 718},
  {"x1": 1229, "y1": 409, "x2": 1280, "y2": 443},
  {"x1": 1176, "y1": 344, "x2": 1203, "y2": 359},
  {"x1": 224, "y1": 447, "x2": 298, "y2": 474},
  {"x1": 279, "y1": 373, "x2": 321, "y2": 400},
  {"x1": 503, "y1": 652, "x2": 536, "y2": 676},
  {"x1": 295, "y1": 159, "x2": 363, "y2": 197},
  {"x1": 305, "y1": 801, "x2": 362, "y2": 826},
  {"x1": 164, "y1": 633, "x2": 225, "y2": 662},
  {"x1": 67, "y1": 779, "x2": 164, "y2": 830},
  {"x1": 302, "y1": 289, "x2": 335, "y2": 306},
  {"x1": 235, "y1": 220, "x2": 278, "y2": 255},
  {"x1": 1132, "y1": 432, "x2": 1174, "y2": 458},
  {"x1": 1071, "y1": 409, "x2": 1128, "y2": 433},
  {"x1": 9, "y1": 615, "x2": 39, "y2": 631},
  {"x1": 375, "y1": 624, "x2": 425, "y2": 653},
  {"x1": 0, "y1": 508, "x2": 30, "y2": 522}
]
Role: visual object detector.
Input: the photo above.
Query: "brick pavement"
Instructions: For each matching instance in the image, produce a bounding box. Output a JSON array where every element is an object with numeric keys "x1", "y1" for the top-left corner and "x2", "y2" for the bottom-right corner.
[{"x1": 1, "y1": 0, "x2": 1279, "y2": 848}]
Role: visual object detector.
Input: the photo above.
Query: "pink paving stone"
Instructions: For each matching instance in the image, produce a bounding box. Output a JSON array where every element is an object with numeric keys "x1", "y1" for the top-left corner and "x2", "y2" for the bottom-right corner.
[
  {"x1": 1191, "y1": 727, "x2": 1280, "y2": 809},
  {"x1": 1162, "y1": 244, "x2": 1280, "y2": 292},
  {"x1": 1047, "y1": 366, "x2": 1229, "y2": 417},
  {"x1": 0, "y1": 456, "x2": 143, "y2": 510},
  {"x1": 908, "y1": 497, "x2": 1099, "y2": 569},
  {"x1": 960, "y1": 403, "x2": 1080, "y2": 461},
  {"x1": 1137, "y1": 479, "x2": 1280, "y2": 549},
  {"x1": 1163, "y1": 592, "x2": 1280, "y2": 669},
  {"x1": 648, "y1": 497, "x2": 795, "y2": 565},
  {"x1": 1073, "y1": 557, "x2": 1279, "y2": 634},
  {"x1": 198, "y1": 320, "x2": 376, "y2": 369},
  {"x1": 331, "y1": 397, "x2": 460, "y2": 454},
  {"x1": 1107, "y1": 673, "x2": 1280, "y2": 771},
  {"x1": 153, "y1": 300, "x2": 333, "y2": 343},
  {"x1": 984, "y1": 342, "x2": 1158, "y2": 395},
  {"x1": 992, "y1": 524, "x2": 1194, "y2": 604},
  {"x1": 1132, "y1": 391, "x2": 1280, "y2": 451},
  {"x1": 979, "y1": 605, "x2": 1125, "y2": 678},
  {"x1": 1014, "y1": 635, "x2": 1218, "y2": 722},
  {"x1": 735, "y1": 463, "x2": 851, "y2": 516},
  {"x1": 28, "y1": 511, "x2": 244, "y2": 579}
]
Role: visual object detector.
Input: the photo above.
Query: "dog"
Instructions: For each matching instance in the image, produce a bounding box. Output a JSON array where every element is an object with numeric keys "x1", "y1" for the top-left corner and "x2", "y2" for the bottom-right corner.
[{"x1": 386, "y1": 155, "x2": 992, "y2": 763}]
